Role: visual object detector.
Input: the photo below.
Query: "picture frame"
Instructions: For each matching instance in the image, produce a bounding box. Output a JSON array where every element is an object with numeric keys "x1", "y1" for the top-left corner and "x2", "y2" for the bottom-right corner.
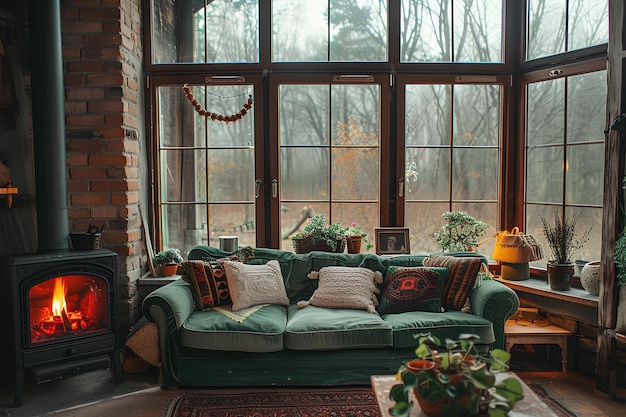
[{"x1": 375, "y1": 228, "x2": 410, "y2": 255}]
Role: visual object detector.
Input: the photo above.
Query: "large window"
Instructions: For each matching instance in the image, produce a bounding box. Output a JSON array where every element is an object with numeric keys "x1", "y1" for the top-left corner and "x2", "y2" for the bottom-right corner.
[{"x1": 147, "y1": 0, "x2": 608, "y2": 262}]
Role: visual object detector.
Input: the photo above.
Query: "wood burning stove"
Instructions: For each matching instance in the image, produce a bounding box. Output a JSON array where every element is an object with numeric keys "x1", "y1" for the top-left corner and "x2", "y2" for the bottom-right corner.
[{"x1": 1, "y1": 250, "x2": 122, "y2": 406}]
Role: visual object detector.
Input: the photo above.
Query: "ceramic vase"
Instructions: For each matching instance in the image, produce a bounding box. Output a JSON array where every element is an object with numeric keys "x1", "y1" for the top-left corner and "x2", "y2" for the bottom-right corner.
[
  {"x1": 580, "y1": 261, "x2": 601, "y2": 296},
  {"x1": 547, "y1": 263, "x2": 574, "y2": 291}
]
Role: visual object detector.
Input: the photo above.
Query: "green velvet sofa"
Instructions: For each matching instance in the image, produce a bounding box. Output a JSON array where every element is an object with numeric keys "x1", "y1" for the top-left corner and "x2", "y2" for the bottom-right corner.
[{"x1": 141, "y1": 246, "x2": 519, "y2": 388}]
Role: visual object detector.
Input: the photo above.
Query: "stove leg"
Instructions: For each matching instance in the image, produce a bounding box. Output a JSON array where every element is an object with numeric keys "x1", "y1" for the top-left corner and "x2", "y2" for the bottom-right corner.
[{"x1": 111, "y1": 350, "x2": 123, "y2": 383}]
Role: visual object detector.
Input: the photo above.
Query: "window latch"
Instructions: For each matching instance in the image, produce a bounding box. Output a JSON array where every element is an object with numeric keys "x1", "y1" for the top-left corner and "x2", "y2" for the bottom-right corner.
[
  {"x1": 398, "y1": 177, "x2": 405, "y2": 198},
  {"x1": 254, "y1": 178, "x2": 262, "y2": 199},
  {"x1": 272, "y1": 179, "x2": 278, "y2": 198}
]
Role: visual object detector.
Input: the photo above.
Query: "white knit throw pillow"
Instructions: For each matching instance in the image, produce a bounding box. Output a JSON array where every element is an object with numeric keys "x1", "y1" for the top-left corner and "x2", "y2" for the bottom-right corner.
[
  {"x1": 222, "y1": 260, "x2": 290, "y2": 311},
  {"x1": 297, "y1": 266, "x2": 383, "y2": 314}
]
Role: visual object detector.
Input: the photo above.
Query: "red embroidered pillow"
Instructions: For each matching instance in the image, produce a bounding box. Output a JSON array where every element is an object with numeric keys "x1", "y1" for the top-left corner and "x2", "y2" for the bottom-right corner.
[
  {"x1": 422, "y1": 255, "x2": 482, "y2": 311},
  {"x1": 180, "y1": 260, "x2": 231, "y2": 311},
  {"x1": 378, "y1": 266, "x2": 447, "y2": 314}
]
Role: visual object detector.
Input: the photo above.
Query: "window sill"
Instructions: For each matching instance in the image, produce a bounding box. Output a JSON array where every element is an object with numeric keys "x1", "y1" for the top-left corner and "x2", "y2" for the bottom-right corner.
[{"x1": 494, "y1": 276, "x2": 598, "y2": 308}]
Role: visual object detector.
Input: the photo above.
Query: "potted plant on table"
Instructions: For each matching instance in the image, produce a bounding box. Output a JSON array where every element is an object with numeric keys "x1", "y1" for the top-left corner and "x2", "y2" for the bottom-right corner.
[
  {"x1": 292, "y1": 214, "x2": 348, "y2": 254},
  {"x1": 344, "y1": 222, "x2": 372, "y2": 253},
  {"x1": 153, "y1": 248, "x2": 183, "y2": 276},
  {"x1": 540, "y1": 209, "x2": 591, "y2": 291},
  {"x1": 389, "y1": 333, "x2": 524, "y2": 417}
]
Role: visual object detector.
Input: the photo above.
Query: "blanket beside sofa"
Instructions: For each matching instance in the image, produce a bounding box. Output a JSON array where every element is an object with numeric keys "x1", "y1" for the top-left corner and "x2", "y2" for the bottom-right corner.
[{"x1": 142, "y1": 246, "x2": 519, "y2": 388}]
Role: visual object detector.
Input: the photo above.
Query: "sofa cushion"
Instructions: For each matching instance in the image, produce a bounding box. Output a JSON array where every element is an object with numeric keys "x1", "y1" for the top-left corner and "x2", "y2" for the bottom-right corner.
[
  {"x1": 179, "y1": 260, "x2": 231, "y2": 311},
  {"x1": 180, "y1": 304, "x2": 287, "y2": 352},
  {"x1": 382, "y1": 310, "x2": 495, "y2": 348},
  {"x1": 378, "y1": 266, "x2": 448, "y2": 314},
  {"x1": 422, "y1": 255, "x2": 482, "y2": 311},
  {"x1": 222, "y1": 260, "x2": 290, "y2": 311},
  {"x1": 284, "y1": 304, "x2": 393, "y2": 350},
  {"x1": 297, "y1": 266, "x2": 383, "y2": 313}
]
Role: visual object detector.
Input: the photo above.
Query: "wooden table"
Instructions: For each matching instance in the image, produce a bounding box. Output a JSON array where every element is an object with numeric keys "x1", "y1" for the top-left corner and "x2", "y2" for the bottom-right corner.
[
  {"x1": 505, "y1": 319, "x2": 572, "y2": 372},
  {"x1": 371, "y1": 374, "x2": 559, "y2": 417}
]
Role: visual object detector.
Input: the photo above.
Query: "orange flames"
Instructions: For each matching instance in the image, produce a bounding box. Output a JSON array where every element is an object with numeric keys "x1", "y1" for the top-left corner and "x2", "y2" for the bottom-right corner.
[{"x1": 51, "y1": 278, "x2": 67, "y2": 317}]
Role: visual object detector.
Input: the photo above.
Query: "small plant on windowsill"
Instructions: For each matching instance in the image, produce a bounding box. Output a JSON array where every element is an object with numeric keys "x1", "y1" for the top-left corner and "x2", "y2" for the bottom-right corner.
[
  {"x1": 345, "y1": 222, "x2": 373, "y2": 251},
  {"x1": 432, "y1": 211, "x2": 488, "y2": 253}
]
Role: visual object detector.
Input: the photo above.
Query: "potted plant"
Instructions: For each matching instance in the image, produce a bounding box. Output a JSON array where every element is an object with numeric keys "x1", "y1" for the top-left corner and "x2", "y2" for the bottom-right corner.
[
  {"x1": 292, "y1": 214, "x2": 348, "y2": 253},
  {"x1": 389, "y1": 333, "x2": 524, "y2": 417},
  {"x1": 153, "y1": 248, "x2": 183, "y2": 276},
  {"x1": 540, "y1": 209, "x2": 591, "y2": 291},
  {"x1": 344, "y1": 222, "x2": 372, "y2": 253},
  {"x1": 432, "y1": 211, "x2": 489, "y2": 253}
]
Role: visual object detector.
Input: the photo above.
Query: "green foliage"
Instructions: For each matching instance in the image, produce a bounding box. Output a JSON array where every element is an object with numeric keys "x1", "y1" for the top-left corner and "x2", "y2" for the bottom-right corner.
[
  {"x1": 153, "y1": 248, "x2": 183, "y2": 265},
  {"x1": 432, "y1": 211, "x2": 488, "y2": 253},
  {"x1": 345, "y1": 222, "x2": 372, "y2": 251},
  {"x1": 615, "y1": 232, "x2": 626, "y2": 286},
  {"x1": 293, "y1": 214, "x2": 348, "y2": 252},
  {"x1": 540, "y1": 209, "x2": 591, "y2": 264},
  {"x1": 389, "y1": 332, "x2": 524, "y2": 417}
]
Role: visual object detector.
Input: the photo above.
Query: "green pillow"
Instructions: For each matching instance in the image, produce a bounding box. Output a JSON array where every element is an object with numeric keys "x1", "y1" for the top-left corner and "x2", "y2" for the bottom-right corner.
[{"x1": 378, "y1": 266, "x2": 448, "y2": 314}]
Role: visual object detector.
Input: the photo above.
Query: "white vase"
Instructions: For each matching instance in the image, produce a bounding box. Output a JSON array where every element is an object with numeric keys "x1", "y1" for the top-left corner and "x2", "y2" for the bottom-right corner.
[{"x1": 580, "y1": 261, "x2": 601, "y2": 296}]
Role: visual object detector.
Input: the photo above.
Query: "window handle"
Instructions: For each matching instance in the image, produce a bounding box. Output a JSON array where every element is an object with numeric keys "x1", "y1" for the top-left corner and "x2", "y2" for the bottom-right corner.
[
  {"x1": 272, "y1": 179, "x2": 278, "y2": 198},
  {"x1": 398, "y1": 177, "x2": 405, "y2": 198},
  {"x1": 254, "y1": 178, "x2": 262, "y2": 199}
]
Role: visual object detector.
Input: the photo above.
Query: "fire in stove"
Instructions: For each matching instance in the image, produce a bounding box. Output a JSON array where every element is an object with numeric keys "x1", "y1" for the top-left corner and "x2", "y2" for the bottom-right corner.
[{"x1": 28, "y1": 274, "x2": 109, "y2": 343}]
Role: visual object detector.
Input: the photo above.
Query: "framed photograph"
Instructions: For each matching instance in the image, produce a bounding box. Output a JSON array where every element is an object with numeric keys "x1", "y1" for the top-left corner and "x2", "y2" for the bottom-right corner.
[{"x1": 375, "y1": 228, "x2": 410, "y2": 255}]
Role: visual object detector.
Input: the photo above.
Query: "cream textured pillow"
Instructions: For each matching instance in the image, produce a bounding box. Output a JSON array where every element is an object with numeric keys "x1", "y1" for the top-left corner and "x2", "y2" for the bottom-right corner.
[
  {"x1": 297, "y1": 266, "x2": 383, "y2": 314},
  {"x1": 222, "y1": 260, "x2": 290, "y2": 311}
]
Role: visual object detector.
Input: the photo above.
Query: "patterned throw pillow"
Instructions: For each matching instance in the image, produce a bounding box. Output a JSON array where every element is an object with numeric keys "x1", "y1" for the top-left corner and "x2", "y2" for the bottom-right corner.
[
  {"x1": 378, "y1": 266, "x2": 448, "y2": 314},
  {"x1": 297, "y1": 266, "x2": 384, "y2": 314},
  {"x1": 180, "y1": 260, "x2": 231, "y2": 311},
  {"x1": 221, "y1": 260, "x2": 290, "y2": 311},
  {"x1": 422, "y1": 255, "x2": 482, "y2": 311}
]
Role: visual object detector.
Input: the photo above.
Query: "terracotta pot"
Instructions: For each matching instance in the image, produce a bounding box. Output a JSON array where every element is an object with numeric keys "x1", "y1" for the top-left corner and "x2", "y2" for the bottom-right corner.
[
  {"x1": 346, "y1": 236, "x2": 363, "y2": 254},
  {"x1": 547, "y1": 263, "x2": 574, "y2": 291},
  {"x1": 413, "y1": 370, "x2": 473, "y2": 417},
  {"x1": 406, "y1": 359, "x2": 436, "y2": 373},
  {"x1": 160, "y1": 264, "x2": 179, "y2": 276}
]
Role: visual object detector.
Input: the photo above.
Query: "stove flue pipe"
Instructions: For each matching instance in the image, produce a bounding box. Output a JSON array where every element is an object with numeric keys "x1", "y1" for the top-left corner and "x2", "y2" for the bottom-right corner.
[{"x1": 28, "y1": 0, "x2": 69, "y2": 252}]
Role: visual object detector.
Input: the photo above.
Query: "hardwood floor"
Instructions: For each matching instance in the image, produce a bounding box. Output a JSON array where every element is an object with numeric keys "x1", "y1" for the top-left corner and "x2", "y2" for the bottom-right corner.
[{"x1": 1, "y1": 360, "x2": 625, "y2": 416}]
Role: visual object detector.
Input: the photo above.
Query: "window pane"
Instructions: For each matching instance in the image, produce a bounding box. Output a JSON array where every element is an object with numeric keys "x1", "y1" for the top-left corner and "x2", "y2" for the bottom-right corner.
[
  {"x1": 272, "y1": 0, "x2": 328, "y2": 61},
  {"x1": 526, "y1": 146, "x2": 564, "y2": 204},
  {"x1": 527, "y1": 79, "x2": 565, "y2": 146},
  {"x1": 331, "y1": 85, "x2": 380, "y2": 146},
  {"x1": 405, "y1": 202, "x2": 449, "y2": 253},
  {"x1": 208, "y1": 149, "x2": 255, "y2": 202},
  {"x1": 452, "y1": 202, "x2": 498, "y2": 258},
  {"x1": 527, "y1": 0, "x2": 566, "y2": 60},
  {"x1": 333, "y1": 202, "x2": 378, "y2": 251},
  {"x1": 151, "y1": 0, "x2": 259, "y2": 64},
  {"x1": 453, "y1": 0, "x2": 502, "y2": 63},
  {"x1": 160, "y1": 149, "x2": 207, "y2": 203},
  {"x1": 280, "y1": 202, "x2": 330, "y2": 250},
  {"x1": 568, "y1": 0, "x2": 609, "y2": 51},
  {"x1": 405, "y1": 148, "x2": 450, "y2": 201},
  {"x1": 280, "y1": 85, "x2": 329, "y2": 146},
  {"x1": 566, "y1": 144, "x2": 604, "y2": 206},
  {"x1": 401, "y1": 0, "x2": 502, "y2": 63},
  {"x1": 452, "y1": 148, "x2": 498, "y2": 201},
  {"x1": 332, "y1": 148, "x2": 379, "y2": 200},
  {"x1": 273, "y1": 0, "x2": 388, "y2": 62},
  {"x1": 281, "y1": 148, "x2": 329, "y2": 201},
  {"x1": 567, "y1": 71, "x2": 607, "y2": 144},
  {"x1": 208, "y1": 203, "x2": 256, "y2": 248},
  {"x1": 406, "y1": 84, "x2": 451, "y2": 146},
  {"x1": 453, "y1": 85, "x2": 500, "y2": 147}
]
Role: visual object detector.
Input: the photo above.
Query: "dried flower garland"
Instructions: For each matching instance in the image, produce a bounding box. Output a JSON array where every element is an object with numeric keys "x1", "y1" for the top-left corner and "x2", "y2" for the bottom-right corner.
[{"x1": 182, "y1": 84, "x2": 253, "y2": 123}]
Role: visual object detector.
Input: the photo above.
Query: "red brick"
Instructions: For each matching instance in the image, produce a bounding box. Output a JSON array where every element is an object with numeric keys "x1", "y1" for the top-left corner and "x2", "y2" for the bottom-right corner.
[
  {"x1": 62, "y1": 34, "x2": 88, "y2": 47},
  {"x1": 67, "y1": 181, "x2": 91, "y2": 193},
  {"x1": 69, "y1": 61, "x2": 106, "y2": 73},
  {"x1": 82, "y1": 47, "x2": 122, "y2": 60},
  {"x1": 88, "y1": 101, "x2": 124, "y2": 113},
  {"x1": 106, "y1": 114, "x2": 124, "y2": 126},
  {"x1": 68, "y1": 207, "x2": 91, "y2": 220},
  {"x1": 61, "y1": 7, "x2": 79, "y2": 19},
  {"x1": 91, "y1": 180, "x2": 130, "y2": 192},
  {"x1": 64, "y1": 73, "x2": 85, "y2": 87},
  {"x1": 102, "y1": 20, "x2": 122, "y2": 34},
  {"x1": 87, "y1": 73, "x2": 124, "y2": 86},
  {"x1": 67, "y1": 139, "x2": 105, "y2": 153},
  {"x1": 66, "y1": 88, "x2": 105, "y2": 100},
  {"x1": 94, "y1": 127, "x2": 125, "y2": 139},
  {"x1": 63, "y1": 48, "x2": 81, "y2": 59},
  {"x1": 71, "y1": 193, "x2": 109, "y2": 206},
  {"x1": 64, "y1": 0, "x2": 101, "y2": 6},
  {"x1": 66, "y1": 114, "x2": 104, "y2": 127},
  {"x1": 111, "y1": 191, "x2": 138, "y2": 205},
  {"x1": 64, "y1": 101, "x2": 87, "y2": 113},
  {"x1": 80, "y1": 8, "x2": 121, "y2": 20},
  {"x1": 66, "y1": 154, "x2": 89, "y2": 166},
  {"x1": 70, "y1": 167, "x2": 107, "y2": 180},
  {"x1": 89, "y1": 154, "x2": 129, "y2": 166},
  {"x1": 91, "y1": 206, "x2": 119, "y2": 218}
]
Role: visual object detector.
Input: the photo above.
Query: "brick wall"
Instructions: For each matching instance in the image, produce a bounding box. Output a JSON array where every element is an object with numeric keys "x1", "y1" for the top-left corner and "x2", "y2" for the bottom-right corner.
[{"x1": 61, "y1": 0, "x2": 146, "y2": 336}]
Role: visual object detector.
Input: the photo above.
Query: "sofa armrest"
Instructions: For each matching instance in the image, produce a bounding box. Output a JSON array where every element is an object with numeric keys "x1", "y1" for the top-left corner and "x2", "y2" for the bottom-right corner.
[
  {"x1": 141, "y1": 279, "x2": 195, "y2": 386},
  {"x1": 469, "y1": 279, "x2": 519, "y2": 350}
]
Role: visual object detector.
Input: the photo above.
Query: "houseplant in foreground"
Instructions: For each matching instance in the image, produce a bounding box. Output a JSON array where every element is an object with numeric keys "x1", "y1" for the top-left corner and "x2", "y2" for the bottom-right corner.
[
  {"x1": 153, "y1": 248, "x2": 183, "y2": 276},
  {"x1": 292, "y1": 214, "x2": 348, "y2": 253},
  {"x1": 389, "y1": 333, "x2": 524, "y2": 417},
  {"x1": 540, "y1": 209, "x2": 591, "y2": 291}
]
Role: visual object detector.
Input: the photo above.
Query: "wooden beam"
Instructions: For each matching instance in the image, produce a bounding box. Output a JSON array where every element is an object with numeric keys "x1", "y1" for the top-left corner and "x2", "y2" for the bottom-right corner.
[{"x1": 596, "y1": 0, "x2": 626, "y2": 397}]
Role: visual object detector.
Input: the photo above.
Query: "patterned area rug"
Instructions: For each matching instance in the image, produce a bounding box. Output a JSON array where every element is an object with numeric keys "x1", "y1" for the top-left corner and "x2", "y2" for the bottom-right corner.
[
  {"x1": 528, "y1": 383, "x2": 578, "y2": 417},
  {"x1": 165, "y1": 388, "x2": 381, "y2": 417}
]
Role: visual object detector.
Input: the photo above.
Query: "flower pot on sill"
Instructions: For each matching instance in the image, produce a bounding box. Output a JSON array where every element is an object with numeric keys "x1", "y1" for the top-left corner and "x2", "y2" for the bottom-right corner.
[
  {"x1": 160, "y1": 264, "x2": 179, "y2": 277},
  {"x1": 346, "y1": 236, "x2": 362, "y2": 254},
  {"x1": 547, "y1": 262, "x2": 574, "y2": 291},
  {"x1": 580, "y1": 260, "x2": 601, "y2": 296}
]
